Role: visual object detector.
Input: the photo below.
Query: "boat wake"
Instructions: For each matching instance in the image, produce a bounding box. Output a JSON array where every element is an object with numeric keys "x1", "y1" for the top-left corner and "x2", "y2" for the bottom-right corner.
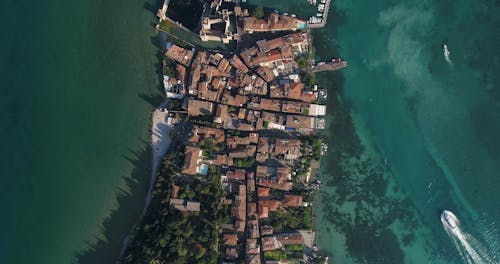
[
  {"x1": 442, "y1": 210, "x2": 498, "y2": 264},
  {"x1": 443, "y1": 44, "x2": 453, "y2": 65}
]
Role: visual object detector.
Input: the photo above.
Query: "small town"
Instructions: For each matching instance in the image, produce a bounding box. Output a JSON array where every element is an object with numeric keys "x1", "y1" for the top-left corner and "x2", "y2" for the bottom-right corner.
[
  {"x1": 162, "y1": 31, "x2": 327, "y2": 262},
  {"x1": 121, "y1": 0, "x2": 344, "y2": 263}
]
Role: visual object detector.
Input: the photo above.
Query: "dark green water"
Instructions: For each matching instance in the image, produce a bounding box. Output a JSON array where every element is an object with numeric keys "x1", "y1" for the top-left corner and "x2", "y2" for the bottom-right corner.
[{"x1": 0, "y1": 0, "x2": 162, "y2": 263}]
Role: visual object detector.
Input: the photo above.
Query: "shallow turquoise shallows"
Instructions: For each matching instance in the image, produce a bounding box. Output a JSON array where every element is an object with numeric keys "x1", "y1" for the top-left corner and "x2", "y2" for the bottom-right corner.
[{"x1": 0, "y1": 0, "x2": 162, "y2": 263}]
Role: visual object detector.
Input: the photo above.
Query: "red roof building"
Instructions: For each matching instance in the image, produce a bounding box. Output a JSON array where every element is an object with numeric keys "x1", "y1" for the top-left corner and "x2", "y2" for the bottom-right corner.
[{"x1": 257, "y1": 187, "x2": 270, "y2": 198}]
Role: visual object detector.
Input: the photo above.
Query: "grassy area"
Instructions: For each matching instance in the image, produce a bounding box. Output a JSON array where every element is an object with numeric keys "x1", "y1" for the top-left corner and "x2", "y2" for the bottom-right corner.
[
  {"x1": 285, "y1": 244, "x2": 304, "y2": 252},
  {"x1": 158, "y1": 20, "x2": 236, "y2": 52},
  {"x1": 295, "y1": 55, "x2": 310, "y2": 69},
  {"x1": 233, "y1": 157, "x2": 255, "y2": 168},
  {"x1": 270, "y1": 206, "x2": 313, "y2": 231},
  {"x1": 264, "y1": 250, "x2": 287, "y2": 260}
]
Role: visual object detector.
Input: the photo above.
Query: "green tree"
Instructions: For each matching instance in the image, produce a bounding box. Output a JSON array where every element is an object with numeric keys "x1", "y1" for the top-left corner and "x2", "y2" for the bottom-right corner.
[
  {"x1": 296, "y1": 55, "x2": 310, "y2": 69},
  {"x1": 253, "y1": 6, "x2": 264, "y2": 18}
]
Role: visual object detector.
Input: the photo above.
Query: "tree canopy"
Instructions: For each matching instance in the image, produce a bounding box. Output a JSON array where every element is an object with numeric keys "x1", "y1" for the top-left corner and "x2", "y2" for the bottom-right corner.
[{"x1": 252, "y1": 6, "x2": 264, "y2": 18}]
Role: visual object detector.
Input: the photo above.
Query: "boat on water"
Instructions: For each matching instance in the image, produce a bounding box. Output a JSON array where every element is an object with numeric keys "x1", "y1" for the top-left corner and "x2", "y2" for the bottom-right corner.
[
  {"x1": 441, "y1": 210, "x2": 459, "y2": 229},
  {"x1": 443, "y1": 44, "x2": 450, "y2": 57}
]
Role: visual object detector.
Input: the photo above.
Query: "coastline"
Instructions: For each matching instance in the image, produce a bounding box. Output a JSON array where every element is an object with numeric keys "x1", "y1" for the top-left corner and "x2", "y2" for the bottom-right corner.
[
  {"x1": 120, "y1": 0, "x2": 336, "y2": 262},
  {"x1": 118, "y1": 100, "x2": 174, "y2": 259},
  {"x1": 0, "y1": 0, "x2": 163, "y2": 262},
  {"x1": 146, "y1": 101, "x2": 173, "y2": 217}
]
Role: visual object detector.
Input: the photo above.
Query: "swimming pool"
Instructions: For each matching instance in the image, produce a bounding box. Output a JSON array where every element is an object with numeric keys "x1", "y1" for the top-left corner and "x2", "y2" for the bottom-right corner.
[
  {"x1": 297, "y1": 22, "x2": 307, "y2": 30},
  {"x1": 199, "y1": 164, "x2": 209, "y2": 176}
]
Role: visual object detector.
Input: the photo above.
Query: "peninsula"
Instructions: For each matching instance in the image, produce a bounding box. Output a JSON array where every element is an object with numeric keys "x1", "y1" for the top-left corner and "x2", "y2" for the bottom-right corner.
[{"x1": 121, "y1": 1, "x2": 344, "y2": 263}]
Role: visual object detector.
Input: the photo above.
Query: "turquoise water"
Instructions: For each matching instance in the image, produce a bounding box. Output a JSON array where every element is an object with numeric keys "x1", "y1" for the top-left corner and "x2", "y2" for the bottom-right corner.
[
  {"x1": 0, "y1": 0, "x2": 161, "y2": 263},
  {"x1": 250, "y1": 0, "x2": 500, "y2": 263},
  {"x1": 200, "y1": 164, "x2": 209, "y2": 176}
]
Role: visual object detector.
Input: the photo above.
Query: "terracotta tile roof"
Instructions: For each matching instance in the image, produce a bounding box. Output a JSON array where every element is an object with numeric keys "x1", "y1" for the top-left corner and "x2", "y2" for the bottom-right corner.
[
  {"x1": 211, "y1": 77, "x2": 223, "y2": 89},
  {"x1": 188, "y1": 98, "x2": 214, "y2": 117},
  {"x1": 258, "y1": 205, "x2": 269, "y2": 219},
  {"x1": 175, "y1": 64, "x2": 187, "y2": 85},
  {"x1": 248, "y1": 202, "x2": 257, "y2": 217},
  {"x1": 257, "y1": 137, "x2": 270, "y2": 153},
  {"x1": 301, "y1": 91, "x2": 317, "y2": 102},
  {"x1": 257, "y1": 187, "x2": 270, "y2": 197},
  {"x1": 287, "y1": 82, "x2": 304, "y2": 99},
  {"x1": 253, "y1": 49, "x2": 282, "y2": 65},
  {"x1": 281, "y1": 101, "x2": 309, "y2": 114},
  {"x1": 189, "y1": 64, "x2": 201, "y2": 95},
  {"x1": 256, "y1": 66, "x2": 275, "y2": 82},
  {"x1": 273, "y1": 138, "x2": 301, "y2": 157},
  {"x1": 281, "y1": 45, "x2": 293, "y2": 60},
  {"x1": 201, "y1": 65, "x2": 231, "y2": 78},
  {"x1": 165, "y1": 44, "x2": 194, "y2": 66},
  {"x1": 284, "y1": 32, "x2": 308, "y2": 45},
  {"x1": 213, "y1": 154, "x2": 227, "y2": 166},
  {"x1": 235, "y1": 220, "x2": 245, "y2": 232},
  {"x1": 229, "y1": 55, "x2": 249, "y2": 73},
  {"x1": 249, "y1": 98, "x2": 281, "y2": 112},
  {"x1": 241, "y1": 74, "x2": 253, "y2": 86},
  {"x1": 282, "y1": 194, "x2": 303, "y2": 207},
  {"x1": 240, "y1": 46, "x2": 258, "y2": 67},
  {"x1": 222, "y1": 91, "x2": 249, "y2": 106},
  {"x1": 249, "y1": 132, "x2": 259, "y2": 143},
  {"x1": 261, "y1": 236, "x2": 280, "y2": 251},
  {"x1": 246, "y1": 145, "x2": 257, "y2": 156},
  {"x1": 243, "y1": 13, "x2": 304, "y2": 32},
  {"x1": 182, "y1": 146, "x2": 202, "y2": 175},
  {"x1": 259, "y1": 200, "x2": 281, "y2": 211},
  {"x1": 223, "y1": 234, "x2": 238, "y2": 246},
  {"x1": 266, "y1": 37, "x2": 286, "y2": 51},
  {"x1": 194, "y1": 50, "x2": 209, "y2": 65},
  {"x1": 256, "y1": 166, "x2": 292, "y2": 191},
  {"x1": 217, "y1": 58, "x2": 231, "y2": 72},
  {"x1": 276, "y1": 233, "x2": 303, "y2": 245},
  {"x1": 171, "y1": 184, "x2": 180, "y2": 198},
  {"x1": 188, "y1": 125, "x2": 225, "y2": 144},
  {"x1": 247, "y1": 173, "x2": 255, "y2": 192},
  {"x1": 215, "y1": 104, "x2": 228, "y2": 124},
  {"x1": 232, "y1": 207, "x2": 246, "y2": 227},
  {"x1": 226, "y1": 136, "x2": 252, "y2": 149},
  {"x1": 286, "y1": 115, "x2": 315, "y2": 129},
  {"x1": 238, "y1": 108, "x2": 247, "y2": 120},
  {"x1": 226, "y1": 169, "x2": 246, "y2": 180},
  {"x1": 246, "y1": 238, "x2": 260, "y2": 254}
]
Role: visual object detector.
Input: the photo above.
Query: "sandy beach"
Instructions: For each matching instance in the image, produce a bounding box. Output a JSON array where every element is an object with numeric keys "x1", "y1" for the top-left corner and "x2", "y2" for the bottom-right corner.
[{"x1": 147, "y1": 101, "x2": 173, "y2": 213}]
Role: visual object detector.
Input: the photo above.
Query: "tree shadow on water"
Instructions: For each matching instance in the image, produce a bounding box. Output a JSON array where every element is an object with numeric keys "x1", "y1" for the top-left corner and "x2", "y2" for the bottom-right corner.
[
  {"x1": 74, "y1": 145, "x2": 152, "y2": 264},
  {"x1": 139, "y1": 92, "x2": 165, "y2": 108}
]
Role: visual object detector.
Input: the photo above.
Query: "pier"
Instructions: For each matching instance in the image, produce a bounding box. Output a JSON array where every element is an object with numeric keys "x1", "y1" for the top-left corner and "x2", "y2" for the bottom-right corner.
[
  {"x1": 307, "y1": 0, "x2": 331, "y2": 28},
  {"x1": 306, "y1": 59, "x2": 348, "y2": 73}
]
